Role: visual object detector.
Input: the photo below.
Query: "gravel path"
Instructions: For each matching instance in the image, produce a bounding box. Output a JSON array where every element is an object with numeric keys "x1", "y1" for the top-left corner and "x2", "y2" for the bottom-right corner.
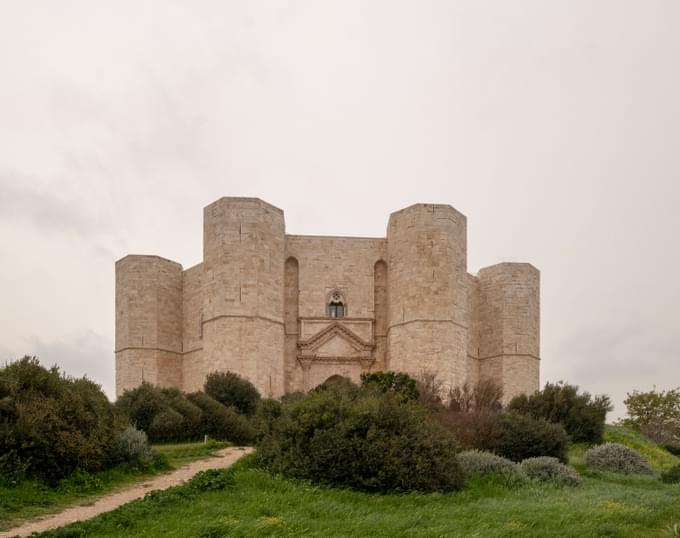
[{"x1": 0, "y1": 446, "x2": 254, "y2": 538}]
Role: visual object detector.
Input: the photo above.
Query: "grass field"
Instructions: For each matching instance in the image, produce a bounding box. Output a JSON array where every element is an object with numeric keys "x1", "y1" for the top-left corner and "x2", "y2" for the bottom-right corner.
[
  {"x1": 0, "y1": 440, "x2": 228, "y2": 532},
  {"x1": 35, "y1": 438, "x2": 680, "y2": 538}
]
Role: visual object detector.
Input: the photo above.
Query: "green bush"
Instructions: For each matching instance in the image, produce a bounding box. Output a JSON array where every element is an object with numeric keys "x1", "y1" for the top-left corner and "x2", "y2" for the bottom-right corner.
[
  {"x1": 253, "y1": 398, "x2": 282, "y2": 442},
  {"x1": 520, "y1": 457, "x2": 582, "y2": 486},
  {"x1": 204, "y1": 371, "x2": 260, "y2": 415},
  {"x1": 584, "y1": 443, "x2": 654, "y2": 475},
  {"x1": 0, "y1": 357, "x2": 116, "y2": 482},
  {"x1": 661, "y1": 464, "x2": 680, "y2": 484},
  {"x1": 187, "y1": 468, "x2": 235, "y2": 492},
  {"x1": 115, "y1": 383, "x2": 167, "y2": 434},
  {"x1": 360, "y1": 371, "x2": 418, "y2": 402},
  {"x1": 508, "y1": 381, "x2": 612, "y2": 444},
  {"x1": 256, "y1": 382, "x2": 465, "y2": 493},
  {"x1": 186, "y1": 392, "x2": 255, "y2": 445},
  {"x1": 457, "y1": 450, "x2": 527, "y2": 486},
  {"x1": 162, "y1": 389, "x2": 204, "y2": 440},
  {"x1": 492, "y1": 412, "x2": 569, "y2": 463},
  {"x1": 112, "y1": 426, "x2": 153, "y2": 465},
  {"x1": 148, "y1": 408, "x2": 185, "y2": 443}
]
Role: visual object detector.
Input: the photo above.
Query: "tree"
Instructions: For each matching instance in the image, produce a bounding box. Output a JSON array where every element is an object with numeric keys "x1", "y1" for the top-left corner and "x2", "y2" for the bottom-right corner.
[
  {"x1": 508, "y1": 381, "x2": 612, "y2": 444},
  {"x1": 623, "y1": 388, "x2": 680, "y2": 446},
  {"x1": 204, "y1": 371, "x2": 260, "y2": 415}
]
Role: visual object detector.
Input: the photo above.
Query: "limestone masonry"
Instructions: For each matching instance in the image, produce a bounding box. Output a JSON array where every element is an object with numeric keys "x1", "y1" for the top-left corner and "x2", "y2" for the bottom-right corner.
[{"x1": 115, "y1": 198, "x2": 540, "y2": 403}]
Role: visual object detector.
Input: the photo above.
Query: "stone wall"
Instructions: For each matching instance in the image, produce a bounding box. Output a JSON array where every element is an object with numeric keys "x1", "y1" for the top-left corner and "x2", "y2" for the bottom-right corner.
[{"x1": 114, "y1": 197, "x2": 540, "y2": 404}]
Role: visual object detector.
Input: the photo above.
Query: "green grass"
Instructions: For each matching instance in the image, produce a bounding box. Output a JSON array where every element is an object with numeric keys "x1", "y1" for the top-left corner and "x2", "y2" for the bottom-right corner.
[
  {"x1": 33, "y1": 455, "x2": 680, "y2": 538},
  {"x1": 152, "y1": 439, "x2": 231, "y2": 464},
  {"x1": 604, "y1": 426, "x2": 680, "y2": 471},
  {"x1": 0, "y1": 440, "x2": 229, "y2": 532}
]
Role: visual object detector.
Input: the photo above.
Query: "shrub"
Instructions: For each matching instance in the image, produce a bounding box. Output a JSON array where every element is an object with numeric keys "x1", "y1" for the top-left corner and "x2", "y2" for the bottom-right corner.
[
  {"x1": 360, "y1": 371, "x2": 418, "y2": 402},
  {"x1": 457, "y1": 450, "x2": 527, "y2": 486},
  {"x1": 584, "y1": 443, "x2": 654, "y2": 475},
  {"x1": 520, "y1": 457, "x2": 582, "y2": 486},
  {"x1": 508, "y1": 381, "x2": 612, "y2": 444},
  {"x1": 415, "y1": 371, "x2": 444, "y2": 411},
  {"x1": 661, "y1": 464, "x2": 680, "y2": 484},
  {"x1": 115, "y1": 383, "x2": 167, "y2": 434},
  {"x1": 256, "y1": 382, "x2": 464, "y2": 493},
  {"x1": 162, "y1": 389, "x2": 204, "y2": 440},
  {"x1": 491, "y1": 412, "x2": 569, "y2": 463},
  {"x1": 448, "y1": 379, "x2": 504, "y2": 413},
  {"x1": 439, "y1": 410, "x2": 500, "y2": 450},
  {"x1": 187, "y1": 468, "x2": 235, "y2": 492},
  {"x1": 204, "y1": 371, "x2": 260, "y2": 415},
  {"x1": 112, "y1": 426, "x2": 153, "y2": 465},
  {"x1": 253, "y1": 398, "x2": 282, "y2": 443},
  {"x1": 187, "y1": 392, "x2": 255, "y2": 445},
  {"x1": 604, "y1": 425, "x2": 679, "y2": 471},
  {"x1": 0, "y1": 357, "x2": 116, "y2": 482},
  {"x1": 148, "y1": 407, "x2": 186, "y2": 443}
]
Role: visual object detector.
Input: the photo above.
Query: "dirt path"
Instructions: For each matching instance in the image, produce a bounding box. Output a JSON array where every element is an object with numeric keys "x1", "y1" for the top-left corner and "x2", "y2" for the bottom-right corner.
[{"x1": 0, "y1": 446, "x2": 254, "y2": 538}]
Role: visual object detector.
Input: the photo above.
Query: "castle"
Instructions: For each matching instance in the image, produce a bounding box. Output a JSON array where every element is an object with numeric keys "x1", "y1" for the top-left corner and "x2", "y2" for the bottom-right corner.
[{"x1": 115, "y1": 197, "x2": 540, "y2": 403}]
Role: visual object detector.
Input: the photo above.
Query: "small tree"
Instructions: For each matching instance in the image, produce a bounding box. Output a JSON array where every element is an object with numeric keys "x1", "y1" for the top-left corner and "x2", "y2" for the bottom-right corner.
[
  {"x1": 507, "y1": 381, "x2": 611, "y2": 444},
  {"x1": 623, "y1": 388, "x2": 680, "y2": 446},
  {"x1": 204, "y1": 371, "x2": 260, "y2": 416}
]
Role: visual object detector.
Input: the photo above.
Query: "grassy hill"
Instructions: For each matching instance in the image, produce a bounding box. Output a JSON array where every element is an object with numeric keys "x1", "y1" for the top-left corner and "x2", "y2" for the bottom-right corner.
[{"x1": 34, "y1": 430, "x2": 680, "y2": 538}]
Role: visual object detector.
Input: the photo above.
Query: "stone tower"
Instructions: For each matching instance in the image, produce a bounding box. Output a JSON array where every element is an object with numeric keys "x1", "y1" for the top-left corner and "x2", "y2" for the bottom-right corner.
[
  {"x1": 115, "y1": 197, "x2": 540, "y2": 403},
  {"x1": 386, "y1": 204, "x2": 469, "y2": 395}
]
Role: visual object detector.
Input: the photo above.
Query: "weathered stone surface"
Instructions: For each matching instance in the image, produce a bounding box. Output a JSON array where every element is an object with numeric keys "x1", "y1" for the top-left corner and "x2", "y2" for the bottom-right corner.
[{"x1": 115, "y1": 197, "x2": 540, "y2": 401}]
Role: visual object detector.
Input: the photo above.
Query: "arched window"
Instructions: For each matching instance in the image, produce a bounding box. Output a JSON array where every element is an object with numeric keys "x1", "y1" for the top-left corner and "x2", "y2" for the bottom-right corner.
[{"x1": 327, "y1": 291, "x2": 346, "y2": 318}]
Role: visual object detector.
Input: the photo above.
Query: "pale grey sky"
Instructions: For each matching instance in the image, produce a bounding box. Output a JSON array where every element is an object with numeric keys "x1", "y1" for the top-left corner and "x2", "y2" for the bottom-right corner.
[{"x1": 1, "y1": 1, "x2": 678, "y2": 420}]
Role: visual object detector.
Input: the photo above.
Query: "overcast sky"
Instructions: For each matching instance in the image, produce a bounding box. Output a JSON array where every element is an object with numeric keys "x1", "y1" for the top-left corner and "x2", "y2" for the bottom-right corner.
[{"x1": 1, "y1": 1, "x2": 678, "y2": 420}]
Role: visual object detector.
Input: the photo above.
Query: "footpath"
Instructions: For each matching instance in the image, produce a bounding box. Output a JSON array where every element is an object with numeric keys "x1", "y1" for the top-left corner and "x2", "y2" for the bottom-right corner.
[{"x1": 0, "y1": 446, "x2": 253, "y2": 538}]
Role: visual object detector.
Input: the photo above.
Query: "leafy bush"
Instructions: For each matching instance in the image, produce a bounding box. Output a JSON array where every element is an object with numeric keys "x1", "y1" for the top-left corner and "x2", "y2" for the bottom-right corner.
[
  {"x1": 162, "y1": 389, "x2": 204, "y2": 440},
  {"x1": 584, "y1": 443, "x2": 654, "y2": 475},
  {"x1": 491, "y1": 412, "x2": 569, "y2": 463},
  {"x1": 115, "y1": 383, "x2": 167, "y2": 434},
  {"x1": 148, "y1": 408, "x2": 186, "y2": 443},
  {"x1": 457, "y1": 450, "x2": 526, "y2": 486},
  {"x1": 253, "y1": 398, "x2": 282, "y2": 442},
  {"x1": 0, "y1": 357, "x2": 116, "y2": 482},
  {"x1": 508, "y1": 381, "x2": 611, "y2": 444},
  {"x1": 520, "y1": 457, "x2": 582, "y2": 486},
  {"x1": 661, "y1": 464, "x2": 680, "y2": 484},
  {"x1": 187, "y1": 468, "x2": 235, "y2": 492},
  {"x1": 112, "y1": 426, "x2": 153, "y2": 465},
  {"x1": 186, "y1": 392, "x2": 254, "y2": 445},
  {"x1": 256, "y1": 382, "x2": 464, "y2": 493},
  {"x1": 204, "y1": 371, "x2": 260, "y2": 415},
  {"x1": 360, "y1": 371, "x2": 418, "y2": 402}
]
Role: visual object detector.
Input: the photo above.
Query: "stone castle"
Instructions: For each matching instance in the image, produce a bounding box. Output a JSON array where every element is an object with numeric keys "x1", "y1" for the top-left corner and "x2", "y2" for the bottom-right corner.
[{"x1": 115, "y1": 197, "x2": 540, "y2": 403}]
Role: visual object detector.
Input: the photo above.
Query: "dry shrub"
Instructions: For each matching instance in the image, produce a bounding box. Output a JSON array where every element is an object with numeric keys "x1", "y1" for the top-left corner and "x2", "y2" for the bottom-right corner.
[{"x1": 448, "y1": 379, "x2": 503, "y2": 413}]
